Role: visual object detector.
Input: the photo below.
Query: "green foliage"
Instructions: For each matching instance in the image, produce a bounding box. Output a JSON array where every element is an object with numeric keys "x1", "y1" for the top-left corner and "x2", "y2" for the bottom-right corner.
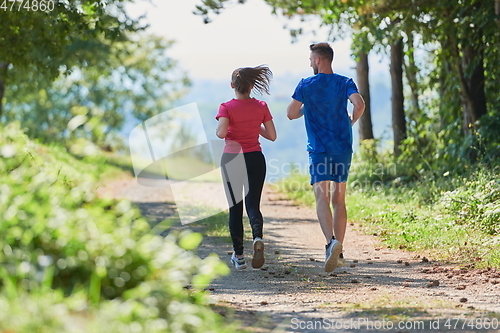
[
  {"x1": 349, "y1": 152, "x2": 500, "y2": 267},
  {"x1": 349, "y1": 139, "x2": 397, "y2": 186},
  {"x1": 0, "y1": 284, "x2": 238, "y2": 333},
  {"x1": 4, "y1": 33, "x2": 190, "y2": 147},
  {"x1": 195, "y1": 0, "x2": 500, "y2": 177},
  {"x1": 348, "y1": 190, "x2": 494, "y2": 266},
  {"x1": 0, "y1": 1, "x2": 140, "y2": 82},
  {"x1": 1, "y1": 1, "x2": 191, "y2": 151},
  {"x1": 396, "y1": 111, "x2": 500, "y2": 183},
  {"x1": 0, "y1": 123, "x2": 234, "y2": 332},
  {"x1": 438, "y1": 178, "x2": 500, "y2": 236},
  {"x1": 477, "y1": 114, "x2": 500, "y2": 163},
  {"x1": 277, "y1": 149, "x2": 500, "y2": 268},
  {"x1": 193, "y1": 211, "x2": 231, "y2": 238},
  {"x1": 275, "y1": 174, "x2": 315, "y2": 208}
]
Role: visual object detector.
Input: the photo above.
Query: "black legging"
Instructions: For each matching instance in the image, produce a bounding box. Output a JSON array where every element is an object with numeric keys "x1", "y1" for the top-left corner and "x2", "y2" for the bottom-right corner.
[{"x1": 221, "y1": 151, "x2": 266, "y2": 256}]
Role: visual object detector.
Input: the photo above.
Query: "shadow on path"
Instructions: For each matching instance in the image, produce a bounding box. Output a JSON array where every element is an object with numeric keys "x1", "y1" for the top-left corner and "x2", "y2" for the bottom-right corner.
[{"x1": 105, "y1": 179, "x2": 500, "y2": 333}]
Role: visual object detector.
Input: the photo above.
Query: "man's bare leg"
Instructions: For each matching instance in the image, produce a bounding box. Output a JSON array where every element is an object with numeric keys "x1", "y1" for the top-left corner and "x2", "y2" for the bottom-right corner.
[
  {"x1": 331, "y1": 181, "x2": 347, "y2": 244},
  {"x1": 313, "y1": 181, "x2": 334, "y2": 243}
]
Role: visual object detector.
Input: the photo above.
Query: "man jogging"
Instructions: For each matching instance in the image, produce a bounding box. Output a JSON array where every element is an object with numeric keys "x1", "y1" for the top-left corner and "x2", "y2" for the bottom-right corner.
[{"x1": 287, "y1": 42, "x2": 365, "y2": 272}]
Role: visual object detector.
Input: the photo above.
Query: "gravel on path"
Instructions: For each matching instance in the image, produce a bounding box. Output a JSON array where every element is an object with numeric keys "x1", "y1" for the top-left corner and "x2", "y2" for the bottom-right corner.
[{"x1": 98, "y1": 176, "x2": 500, "y2": 333}]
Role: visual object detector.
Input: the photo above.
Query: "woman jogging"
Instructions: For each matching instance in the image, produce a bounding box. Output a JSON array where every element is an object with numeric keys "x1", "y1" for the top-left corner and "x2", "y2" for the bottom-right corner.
[{"x1": 216, "y1": 65, "x2": 277, "y2": 270}]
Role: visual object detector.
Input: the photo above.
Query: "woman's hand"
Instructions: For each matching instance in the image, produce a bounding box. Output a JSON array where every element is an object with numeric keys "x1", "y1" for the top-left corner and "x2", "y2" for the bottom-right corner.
[{"x1": 260, "y1": 120, "x2": 277, "y2": 141}]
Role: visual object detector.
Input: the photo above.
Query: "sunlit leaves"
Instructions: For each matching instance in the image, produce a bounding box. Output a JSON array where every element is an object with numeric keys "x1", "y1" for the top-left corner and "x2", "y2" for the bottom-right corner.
[
  {"x1": 0, "y1": 123, "x2": 233, "y2": 332},
  {"x1": 178, "y1": 231, "x2": 203, "y2": 251},
  {"x1": 4, "y1": 32, "x2": 190, "y2": 147}
]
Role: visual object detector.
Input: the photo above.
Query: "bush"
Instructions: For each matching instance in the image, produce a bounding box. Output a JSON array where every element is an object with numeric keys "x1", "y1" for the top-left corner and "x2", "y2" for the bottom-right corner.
[
  {"x1": 277, "y1": 135, "x2": 500, "y2": 267},
  {"x1": 438, "y1": 177, "x2": 500, "y2": 235},
  {"x1": 0, "y1": 122, "x2": 234, "y2": 332}
]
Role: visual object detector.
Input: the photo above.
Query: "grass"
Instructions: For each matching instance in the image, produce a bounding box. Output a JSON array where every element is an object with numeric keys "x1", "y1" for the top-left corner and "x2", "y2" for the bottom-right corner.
[
  {"x1": 271, "y1": 174, "x2": 315, "y2": 208},
  {"x1": 193, "y1": 211, "x2": 231, "y2": 238},
  {"x1": 96, "y1": 145, "x2": 500, "y2": 269},
  {"x1": 347, "y1": 190, "x2": 500, "y2": 266},
  {"x1": 275, "y1": 161, "x2": 500, "y2": 269},
  {"x1": 130, "y1": 153, "x2": 220, "y2": 182},
  {"x1": 192, "y1": 212, "x2": 257, "y2": 247},
  {"x1": 0, "y1": 122, "x2": 239, "y2": 333},
  {"x1": 100, "y1": 147, "x2": 247, "y2": 251}
]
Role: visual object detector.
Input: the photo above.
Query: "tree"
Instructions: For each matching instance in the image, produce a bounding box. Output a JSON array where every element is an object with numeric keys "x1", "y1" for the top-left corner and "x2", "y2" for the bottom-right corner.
[
  {"x1": 195, "y1": 0, "x2": 377, "y2": 145},
  {"x1": 497, "y1": 0, "x2": 500, "y2": 25},
  {"x1": 194, "y1": 0, "x2": 500, "y2": 164},
  {"x1": 404, "y1": 31, "x2": 420, "y2": 116},
  {"x1": 4, "y1": 33, "x2": 190, "y2": 147},
  {"x1": 355, "y1": 49, "x2": 374, "y2": 142},
  {"x1": 0, "y1": 0, "x2": 142, "y2": 119},
  {"x1": 390, "y1": 37, "x2": 406, "y2": 158},
  {"x1": 377, "y1": 0, "x2": 496, "y2": 133},
  {"x1": 351, "y1": 24, "x2": 375, "y2": 143},
  {"x1": 435, "y1": 2, "x2": 487, "y2": 132}
]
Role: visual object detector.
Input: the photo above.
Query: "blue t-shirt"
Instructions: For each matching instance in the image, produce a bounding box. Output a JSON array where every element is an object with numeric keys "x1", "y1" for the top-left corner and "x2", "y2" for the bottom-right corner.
[{"x1": 292, "y1": 73, "x2": 359, "y2": 154}]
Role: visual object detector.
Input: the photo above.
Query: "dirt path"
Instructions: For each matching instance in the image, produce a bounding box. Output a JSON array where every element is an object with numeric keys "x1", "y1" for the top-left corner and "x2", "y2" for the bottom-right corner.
[{"x1": 98, "y1": 177, "x2": 500, "y2": 333}]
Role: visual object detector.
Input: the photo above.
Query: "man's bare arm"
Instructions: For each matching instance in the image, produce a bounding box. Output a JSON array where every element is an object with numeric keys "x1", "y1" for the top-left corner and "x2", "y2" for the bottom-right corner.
[
  {"x1": 287, "y1": 99, "x2": 304, "y2": 120},
  {"x1": 349, "y1": 93, "x2": 365, "y2": 125}
]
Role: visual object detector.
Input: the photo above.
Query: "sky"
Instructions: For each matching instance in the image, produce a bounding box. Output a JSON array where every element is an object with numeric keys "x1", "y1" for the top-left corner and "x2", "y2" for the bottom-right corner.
[
  {"x1": 124, "y1": 0, "x2": 393, "y2": 176},
  {"x1": 125, "y1": 0, "x2": 388, "y2": 81}
]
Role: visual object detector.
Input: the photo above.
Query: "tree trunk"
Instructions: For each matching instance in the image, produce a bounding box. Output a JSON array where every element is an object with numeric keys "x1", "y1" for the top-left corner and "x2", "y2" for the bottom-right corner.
[
  {"x1": 461, "y1": 42, "x2": 487, "y2": 129},
  {"x1": 0, "y1": 62, "x2": 8, "y2": 120},
  {"x1": 404, "y1": 32, "x2": 420, "y2": 115},
  {"x1": 450, "y1": 33, "x2": 486, "y2": 133},
  {"x1": 438, "y1": 62, "x2": 446, "y2": 130},
  {"x1": 355, "y1": 49, "x2": 374, "y2": 142},
  {"x1": 390, "y1": 38, "x2": 406, "y2": 158},
  {"x1": 438, "y1": 57, "x2": 460, "y2": 130}
]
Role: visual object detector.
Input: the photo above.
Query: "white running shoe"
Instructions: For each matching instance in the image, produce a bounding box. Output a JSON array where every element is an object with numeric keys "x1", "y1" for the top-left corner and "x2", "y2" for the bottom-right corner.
[
  {"x1": 337, "y1": 256, "x2": 347, "y2": 268},
  {"x1": 325, "y1": 239, "x2": 343, "y2": 272},
  {"x1": 251, "y1": 237, "x2": 265, "y2": 269},
  {"x1": 231, "y1": 252, "x2": 247, "y2": 270}
]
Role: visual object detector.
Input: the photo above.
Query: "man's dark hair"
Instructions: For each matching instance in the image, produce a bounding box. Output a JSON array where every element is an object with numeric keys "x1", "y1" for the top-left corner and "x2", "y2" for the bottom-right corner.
[{"x1": 310, "y1": 42, "x2": 334, "y2": 63}]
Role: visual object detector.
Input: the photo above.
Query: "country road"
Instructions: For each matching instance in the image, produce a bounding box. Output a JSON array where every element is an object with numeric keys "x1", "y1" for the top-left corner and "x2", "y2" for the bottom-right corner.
[{"x1": 97, "y1": 176, "x2": 500, "y2": 333}]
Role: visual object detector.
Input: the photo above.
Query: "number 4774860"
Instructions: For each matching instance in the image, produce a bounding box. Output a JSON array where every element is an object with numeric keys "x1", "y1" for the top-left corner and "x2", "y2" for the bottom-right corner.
[
  {"x1": 0, "y1": 0, "x2": 55, "y2": 12},
  {"x1": 444, "y1": 318, "x2": 499, "y2": 330}
]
